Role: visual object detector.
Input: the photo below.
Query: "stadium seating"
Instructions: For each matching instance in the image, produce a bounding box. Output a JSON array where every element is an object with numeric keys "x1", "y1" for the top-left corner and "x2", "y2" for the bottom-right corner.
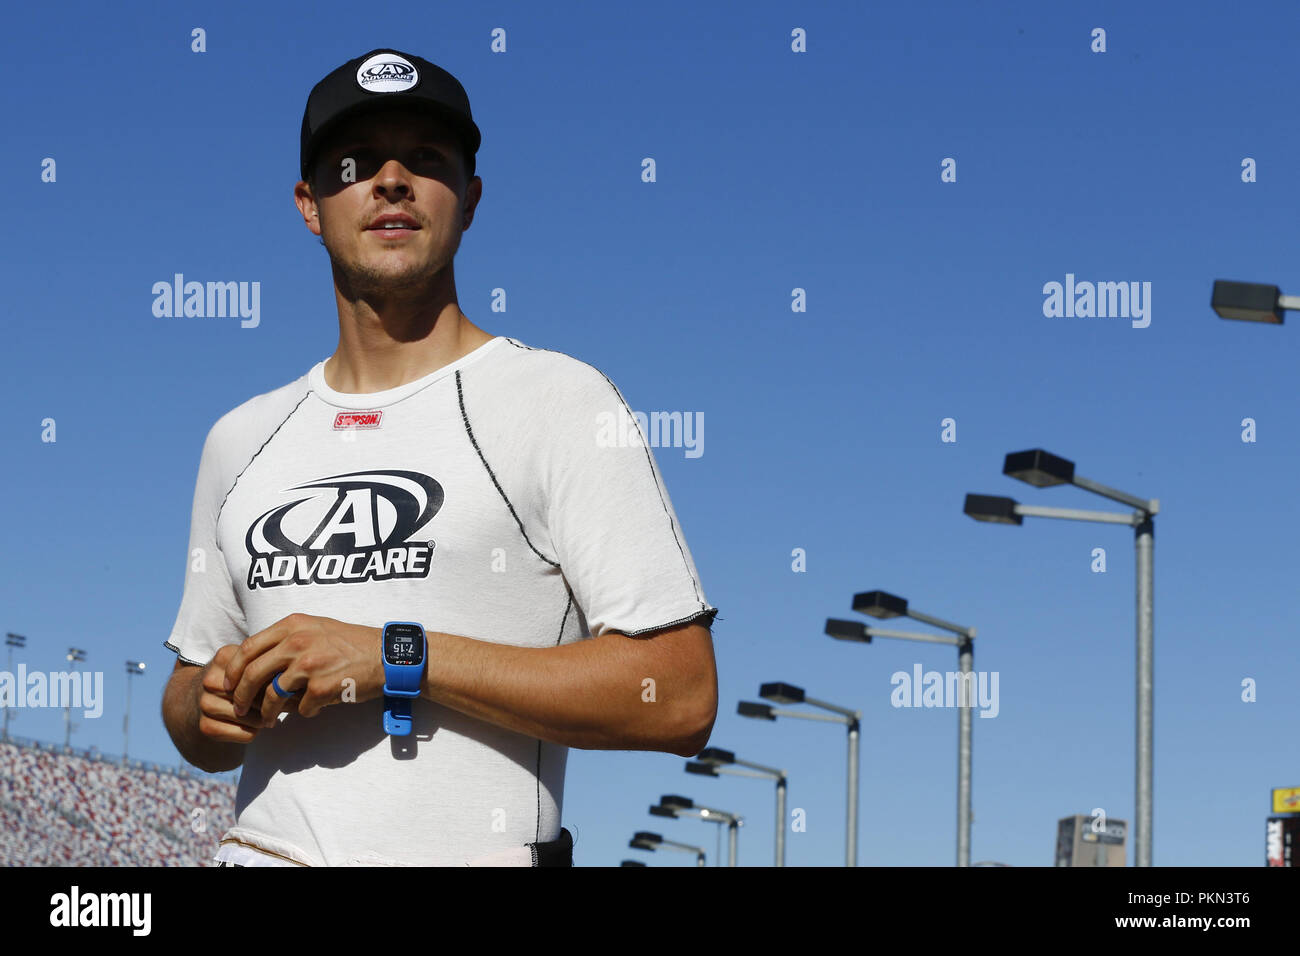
[{"x1": 0, "y1": 739, "x2": 236, "y2": 866}]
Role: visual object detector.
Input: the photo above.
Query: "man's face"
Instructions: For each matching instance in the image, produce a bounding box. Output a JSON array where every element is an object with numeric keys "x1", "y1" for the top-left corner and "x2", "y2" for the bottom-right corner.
[{"x1": 296, "y1": 106, "x2": 480, "y2": 296}]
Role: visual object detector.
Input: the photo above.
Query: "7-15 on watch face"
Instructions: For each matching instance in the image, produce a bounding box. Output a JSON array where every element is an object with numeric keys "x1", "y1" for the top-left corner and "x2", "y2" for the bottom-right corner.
[{"x1": 384, "y1": 624, "x2": 424, "y2": 666}]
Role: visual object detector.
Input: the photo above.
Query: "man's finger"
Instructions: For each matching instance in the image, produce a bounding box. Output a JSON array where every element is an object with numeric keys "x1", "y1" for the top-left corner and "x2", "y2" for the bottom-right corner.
[
  {"x1": 223, "y1": 615, "x2": 297, "y2": 692},
  {"x1": 260, "y1": 670, "x2": 303, "y2": 726},
  {"x1": 202, "y1": 690, "x2": 270, "y2": 731},
  {"x1": 198, "y1": 714, "x2": 258, "y2": 744},
  {"x1": 231, "y1": 650, "x2": 293, "y2": 715}
]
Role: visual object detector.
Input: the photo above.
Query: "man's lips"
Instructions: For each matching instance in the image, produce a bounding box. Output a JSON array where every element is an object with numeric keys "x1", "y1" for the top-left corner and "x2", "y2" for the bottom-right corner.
[{"x1": 365, "y1": 213, "x2": 421, "y2": 236}]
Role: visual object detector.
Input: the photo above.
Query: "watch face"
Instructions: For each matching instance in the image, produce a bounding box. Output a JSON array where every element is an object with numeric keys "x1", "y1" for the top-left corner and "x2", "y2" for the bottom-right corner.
[{"x1": 384, "y1": 623, "x2": 424, "y2": 666}]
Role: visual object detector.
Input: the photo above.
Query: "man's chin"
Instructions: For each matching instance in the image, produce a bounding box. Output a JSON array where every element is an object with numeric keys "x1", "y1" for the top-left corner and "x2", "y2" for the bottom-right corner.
[{"x1": 331, "y1": 258, "x2": 440, "y2": 296}]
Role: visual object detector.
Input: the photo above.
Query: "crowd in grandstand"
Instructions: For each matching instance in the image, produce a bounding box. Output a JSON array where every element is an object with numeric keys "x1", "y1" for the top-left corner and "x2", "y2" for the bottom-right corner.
[{"x1": 0, "y1": 739, "x2": 236, "y2": 866}]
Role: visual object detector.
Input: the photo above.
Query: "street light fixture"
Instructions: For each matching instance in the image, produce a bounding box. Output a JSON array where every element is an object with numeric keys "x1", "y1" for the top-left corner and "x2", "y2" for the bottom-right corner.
[
  {"x1": 824, "y1": 619, "x2": 871, "y2": 642},
  {"x1": 4, "y1": 634, "x2": 26, "y2": 743},
  {"x1": 965, "y1": 448, "x2": 1158, "y2": 867},
  {"x1": 629, "y1": 832, "x2": 706, "y2": 867},
  {"x1": 64, "y1": 648, "x2": 87, "y2": 748},
  {"x1": 652, "y1": 795, "x2": 743, "y2": 866},
  {"x1": 124, "y1": 661, "x2": 146, "y2": 764},
  {"x1": 1210, "y1": 279, "x2": 1293, "y2": 324},
  {"x1": 739, "y1": 682, "x2": 861, "y2": 866},
  {"x1": 827, "y1": 590, "x2": 978, "y2": 867},
  {"x1": 686, "y1": 747, "x2": 789, "y2": 866},
  {"x1": 962, "y1": 495, "x2": 1023, "y2": 526}
]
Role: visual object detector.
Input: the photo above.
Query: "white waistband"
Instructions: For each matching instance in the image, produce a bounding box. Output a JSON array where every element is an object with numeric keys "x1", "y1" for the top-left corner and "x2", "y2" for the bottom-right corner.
[
  {"x1": 215, "y1": 843, "x2": 302, "y2": 866},
  {"x1": 215, "y1": 838, "x2": 534, "y2": 867}
]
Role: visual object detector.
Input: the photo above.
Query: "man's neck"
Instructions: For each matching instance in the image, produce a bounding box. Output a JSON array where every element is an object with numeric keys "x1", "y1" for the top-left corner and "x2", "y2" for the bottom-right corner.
[{"x1": 323, "y1": 296, "x2": 495, "y2": 395}]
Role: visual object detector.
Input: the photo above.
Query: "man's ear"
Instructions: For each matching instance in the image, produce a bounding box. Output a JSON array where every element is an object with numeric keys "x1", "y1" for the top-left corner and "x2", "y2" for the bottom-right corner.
[
  {"x1": 461, "y1": 175, "x2": 483, "y2": 229},
  {"x1": 294, "y1": 180, "x2": 323, "y2": 236}
]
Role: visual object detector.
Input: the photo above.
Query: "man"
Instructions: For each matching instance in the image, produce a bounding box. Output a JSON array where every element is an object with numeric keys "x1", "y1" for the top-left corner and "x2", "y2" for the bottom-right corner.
[{"x1": 160, "y1": 49, "x2": 719, "y2": 867}]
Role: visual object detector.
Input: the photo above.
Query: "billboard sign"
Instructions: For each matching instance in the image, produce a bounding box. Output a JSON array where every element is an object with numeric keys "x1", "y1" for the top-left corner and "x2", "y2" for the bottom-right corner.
[
  {"x1": 1271, "y1": 787, "x2": 1300, "y2": 815},
  {"x1": 1267, "y1": 817, "x2": 1300, "y2": 866}
]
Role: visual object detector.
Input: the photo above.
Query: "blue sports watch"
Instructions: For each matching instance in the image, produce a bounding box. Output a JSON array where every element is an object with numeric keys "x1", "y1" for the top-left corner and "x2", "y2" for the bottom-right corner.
[{"x1": 381, "y1": 621, "x2": 427, "y2": 736}]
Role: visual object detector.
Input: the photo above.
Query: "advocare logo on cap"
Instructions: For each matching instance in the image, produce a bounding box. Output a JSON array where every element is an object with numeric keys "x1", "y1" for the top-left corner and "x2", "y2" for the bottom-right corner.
[{"x1": 356, "y1": 52, "x2": 419, "y2": 93}]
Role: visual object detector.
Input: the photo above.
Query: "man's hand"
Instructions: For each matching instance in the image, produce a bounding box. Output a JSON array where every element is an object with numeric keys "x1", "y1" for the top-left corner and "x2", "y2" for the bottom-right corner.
[
  {"x1": 223, "y1": 613, "x2": 384, "y2": 725},
  {"x1": 198, "y1": 644, "x2": 278, "y2": 743}
]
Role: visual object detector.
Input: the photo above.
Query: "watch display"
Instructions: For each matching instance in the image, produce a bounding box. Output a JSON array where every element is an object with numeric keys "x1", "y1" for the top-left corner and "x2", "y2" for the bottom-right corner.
[{"x1": 384, "y1": 623, "x2": 425, "y2": 666}]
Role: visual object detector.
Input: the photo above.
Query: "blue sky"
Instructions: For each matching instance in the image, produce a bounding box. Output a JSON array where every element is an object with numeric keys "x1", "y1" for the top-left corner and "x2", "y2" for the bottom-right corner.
[{"x1": 2, "y1": 0, "x2": 1298, "y2": 866}]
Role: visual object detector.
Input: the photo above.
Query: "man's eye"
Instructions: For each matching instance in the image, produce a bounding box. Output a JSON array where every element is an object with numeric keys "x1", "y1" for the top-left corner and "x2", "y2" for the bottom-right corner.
[
  {"x1": 335, "y1": 148, "x2": 443, "y2": 175},
  {"x1": 340, "y1": 148, "x2": 376, "y2": 168}
]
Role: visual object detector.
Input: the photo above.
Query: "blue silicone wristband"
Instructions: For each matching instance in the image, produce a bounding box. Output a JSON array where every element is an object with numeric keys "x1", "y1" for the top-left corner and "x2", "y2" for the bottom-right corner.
[
  {"x1": 382, "y1": 622, "x2": 426, "y2": 735},
  {"x1": 382, "y1": 622, "x2": 426, "y2": 696},
  {"x1": 383, "y1": 696, "x2": 413, "y2": 736}
]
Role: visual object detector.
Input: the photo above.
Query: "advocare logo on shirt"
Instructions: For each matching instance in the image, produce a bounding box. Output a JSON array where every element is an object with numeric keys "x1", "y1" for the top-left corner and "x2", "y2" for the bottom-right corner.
[
  {"x1": 245, "y1": 470, "x2": 442, "y2": 589},
  {"x1": 356, "y1": 52, "x2": 419, "y2": 93}
]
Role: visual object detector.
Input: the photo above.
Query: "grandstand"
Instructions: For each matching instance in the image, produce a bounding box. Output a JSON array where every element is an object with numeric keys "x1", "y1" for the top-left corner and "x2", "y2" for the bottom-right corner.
[{"x1": 0, "y1": 737, "x2": 236, "y2": 866}]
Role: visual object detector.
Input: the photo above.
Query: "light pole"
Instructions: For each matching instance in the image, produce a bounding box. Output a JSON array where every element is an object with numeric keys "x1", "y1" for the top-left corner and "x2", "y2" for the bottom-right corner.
[
  {"x1": 965, "y1": 447, "x2": 1158, "y2": 867},
  {"x1": 124, "y1": 661, "x2": 145, "y2": 764},
  {"x1": 653, "y1": 795, "x2": 743, "y2": 866},
  {"x1": 827, "y1": 589, "x2": 978, "y2": 867},
  {"x1": 629, "y1": 832, "x2": 706, "y2": 867},
  {"x1": 1210, "y1": 278, "x2": 1296, "y2": 324},
  {"x1": 64, "y1": 648, "x2": 87, "y2": 748},
  {"x1": 4, "y1": 634, "x2": 26, "y2": 742},
  {"x1": 687, "y1": 747, "x2": 788, "y2": 866},
  {"x1": 739, "y1": 683, "x2": 861, "y2": 866}
]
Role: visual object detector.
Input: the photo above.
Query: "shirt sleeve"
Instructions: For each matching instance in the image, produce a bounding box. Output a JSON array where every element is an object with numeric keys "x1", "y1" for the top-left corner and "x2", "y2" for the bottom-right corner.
[
  {"x1": 542, "y1": 364, "x2": 717, "y2": 638},
  {"x1": 164, "y1": 421, "x2": 248, "y2": 666}
]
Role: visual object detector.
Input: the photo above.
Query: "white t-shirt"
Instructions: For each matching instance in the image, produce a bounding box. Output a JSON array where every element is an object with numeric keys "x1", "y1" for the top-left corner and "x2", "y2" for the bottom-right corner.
[{"x1": 165, "y1": 335, "x2": 717, "y2": 866}]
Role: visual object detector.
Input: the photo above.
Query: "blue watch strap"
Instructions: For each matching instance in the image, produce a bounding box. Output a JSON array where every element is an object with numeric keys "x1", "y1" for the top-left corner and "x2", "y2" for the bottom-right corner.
[
  {"x1": 382, "y1": 622, "x2": 426, "y2": 735},
  {"x1": 383, "y1": 696, "x2": 413, "y2": 736}
]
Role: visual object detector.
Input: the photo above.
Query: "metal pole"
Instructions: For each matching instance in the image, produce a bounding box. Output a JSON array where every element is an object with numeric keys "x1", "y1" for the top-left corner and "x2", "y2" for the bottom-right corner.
[
  {"x1": 957, "y1": 637, "x2": 973, "y2": 868},
  {"x1": 728, "y1": 820, "x2": 738, "y2": 867},
  {"x1": 64, "y1": 660, "x2": 73, "y2": 748},
  {"x1": 3, "y1": 647, "x2": 11, "y2": 742},
  {"x1": 775, "y1": 774, "x2": 787, "y2": 867},
  {"x1": 1135, "y1": 516, "x2": 1155, "y2": 866},
  {"x1": 847, "y1": 716, "x2": 860, "y2": 866},
  {"x1": 123, "y1": 674, "x2": 133, "y2": 765}
]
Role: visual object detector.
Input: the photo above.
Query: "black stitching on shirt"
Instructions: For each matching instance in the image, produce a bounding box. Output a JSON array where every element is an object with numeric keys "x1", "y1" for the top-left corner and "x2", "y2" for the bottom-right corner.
[
  {"x1": 215, "y1": 388, "x2": 312, "y2": 531},
  {"x1": 503, "y1": 337, "x2": 709, "y2": 617},
  {"x1": 455, "y1": 369, "x2": 559, "y2": 568},
  {"x1": 162, "y1": 640, "x2": 205, "y2": 666},
  {"x1": 618, "y1": 607, "x2": 719, "y2": 638}
]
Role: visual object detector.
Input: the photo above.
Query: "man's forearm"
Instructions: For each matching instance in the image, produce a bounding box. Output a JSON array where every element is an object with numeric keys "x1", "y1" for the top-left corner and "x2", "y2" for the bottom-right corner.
[
  {"x1": 162, "y1": 665, "x2": 246, "y2": 773},
  {"x1": 420, "y1": 627, "x2": 714, "y2": 757}
]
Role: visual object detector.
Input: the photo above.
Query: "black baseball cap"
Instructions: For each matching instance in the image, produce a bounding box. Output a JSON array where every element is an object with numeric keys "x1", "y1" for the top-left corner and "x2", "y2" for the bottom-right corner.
[{"x1": 300, "y1": 48, "x2": 481, "y2": 182}]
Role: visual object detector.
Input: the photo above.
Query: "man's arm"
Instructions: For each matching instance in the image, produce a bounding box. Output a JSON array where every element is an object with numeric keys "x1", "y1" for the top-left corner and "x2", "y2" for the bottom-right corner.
[
  {"x1": 224, "y1": 615, "x2": 719, "y2": 758},
  {"x1": 162, "y1": 650, "x2": 274, "y2": 773},
  {"x1": 422, "y1": 620, "x2": 718, "y2": 757}
]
